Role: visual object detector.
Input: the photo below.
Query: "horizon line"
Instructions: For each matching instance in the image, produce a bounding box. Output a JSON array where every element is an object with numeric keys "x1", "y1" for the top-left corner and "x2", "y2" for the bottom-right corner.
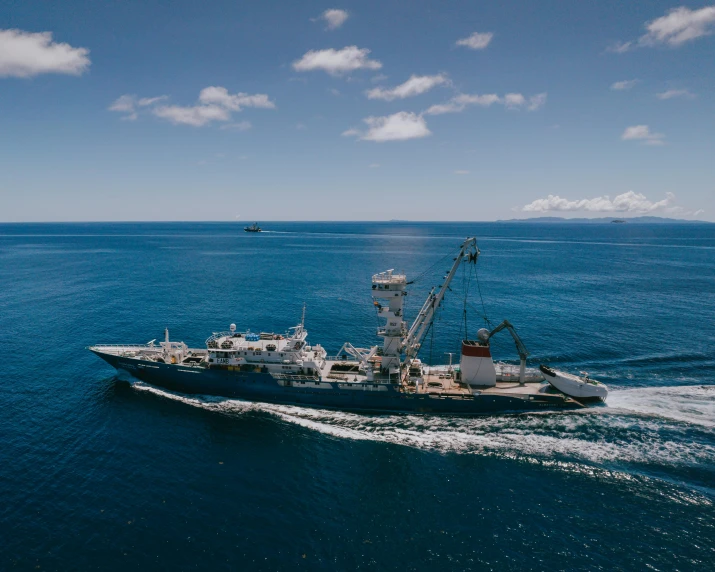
[{"x1": 0, "y1": 217, "x2": 712, "y2": 225}]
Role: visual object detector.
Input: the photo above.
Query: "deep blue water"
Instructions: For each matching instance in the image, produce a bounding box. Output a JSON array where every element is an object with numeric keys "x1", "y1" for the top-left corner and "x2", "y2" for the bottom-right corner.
[{"x1": 1, "y1": 222, "x2": 714, "y2": 571}]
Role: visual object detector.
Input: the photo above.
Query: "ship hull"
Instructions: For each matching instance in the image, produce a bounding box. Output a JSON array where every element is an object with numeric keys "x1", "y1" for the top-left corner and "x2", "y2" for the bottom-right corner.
[{"x1": 93, "y1": 351, "x2": 582, "y2": 415}]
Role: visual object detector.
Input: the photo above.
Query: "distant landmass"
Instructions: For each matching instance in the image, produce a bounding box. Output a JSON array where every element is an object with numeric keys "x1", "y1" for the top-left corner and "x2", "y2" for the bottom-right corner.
[{"x1": 498, "y1": 216, "x2": 711, "y2": 224}]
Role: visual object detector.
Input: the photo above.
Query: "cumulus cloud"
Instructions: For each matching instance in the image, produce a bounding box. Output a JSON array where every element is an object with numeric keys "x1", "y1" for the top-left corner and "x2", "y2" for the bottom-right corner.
[
  {"x1": 108, "y1": 87, "x2": 273, "y2": 126},
  {"x1": 153, "y1": 104, "x2": 230, "y2": 127},
  {"x1": 607, "y1": 41, "x2": 634, "y2": 53},
  {"x1": 109, "y1": 95, "x2": 136, "y2": 114},
  {"x1": 109, "y1": 94, "x2": 168, "y2": 121},
  {"x1": 611, "y1": 79, "x2": 639, "y2": 90},
  {"x1": 0, "y1": 28, "x2": 90, "y2": 78},
  {"x1": 0, "y1": 29, "x2": 90, "y2": 78},
  {"x1": 314, "y1": 9, "x2": 349, "y2": 30},
  {"x1": 341, "y1": 128, "x2": 361, "y2": 137},
  {"x1": 425, "y1": 93, "x2": 501, "y2": 115},
  {"x1": 522, "y1": 191, "x2": 678, "y2": 213},
  {"x1": 198, "y1": 86, "x2": 275, "y2": 110},
  {"x1": 343, "y1": 112, "x2": 431, "y2": 142},
  {"x1": 455, "y1": 32, "x2": 494, "y2": 50},
  {"x1": 137, "y1": 95, "x2": 168, "y2": 106},
  {"x1": 365, "y1": 74, "x2": 449, "y2": 101},
  {"x1": 527, "y1": 93, "x2": 548, "y2": 110},
  {"x1": 131, "y1": 87, "x2": 275, "y2": 127},
  {"x1": 621, "y1": 124, "x2": 665, "y2": 145},
  {"x1": 641, "y1": 5, "x2": 715, "y2": 46},
  {"x1": 292, "y1": 46, "x2": 382, "y2": 76},
  {"x1": 425, "y1": 92, "x2": 546, "y2": 115},
  {"x1": 503, "y1": 93, "x2": 526, "y2": 108},
  {"x1": 656, "y1": 88, "x2": 695, "y2": 99},
  {"x1": 610, "y1": 5, "x2": 715, "y2": 51}
]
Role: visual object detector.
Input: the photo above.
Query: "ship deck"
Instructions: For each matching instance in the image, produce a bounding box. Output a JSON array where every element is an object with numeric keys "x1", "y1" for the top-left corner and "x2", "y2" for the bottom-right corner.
[{"x1": 411, "y1": 372, "x2": 549, "y2": 397}]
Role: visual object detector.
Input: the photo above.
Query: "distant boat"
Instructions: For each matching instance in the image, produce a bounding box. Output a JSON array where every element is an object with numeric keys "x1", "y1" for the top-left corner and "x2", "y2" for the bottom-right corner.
[
  {"x1": 244, "y1": 223, "x2": 262, "y2": 233},
  {"x1": 611, "y1": 219, "x2": 626, "y2": 224}
]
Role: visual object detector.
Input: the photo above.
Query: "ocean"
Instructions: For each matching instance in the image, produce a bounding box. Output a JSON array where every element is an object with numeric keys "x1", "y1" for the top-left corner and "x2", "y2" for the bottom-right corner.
[{"x1": 0, "y1": 222, "x2": 713, "y2": 570}]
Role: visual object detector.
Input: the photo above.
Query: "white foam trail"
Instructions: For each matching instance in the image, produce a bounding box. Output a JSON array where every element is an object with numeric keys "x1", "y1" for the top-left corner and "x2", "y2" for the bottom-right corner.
[
  {"x1": 128, "y1": 381, "x2": 715, "y2": 472},
  {"x1": 608, "y1": 385, "x2": 715, "y2": 428}
]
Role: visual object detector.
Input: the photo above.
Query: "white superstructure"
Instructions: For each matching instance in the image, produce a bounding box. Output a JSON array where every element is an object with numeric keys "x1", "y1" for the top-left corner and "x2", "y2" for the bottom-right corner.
[{"x1": 372, "y1": 269, "x2": 408, "y2": 378}]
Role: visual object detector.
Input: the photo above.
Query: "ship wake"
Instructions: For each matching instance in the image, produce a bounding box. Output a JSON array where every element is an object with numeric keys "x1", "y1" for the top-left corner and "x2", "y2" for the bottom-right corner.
[{"x1": 128, "y1": 381, "x2": 715, "y2": 485}]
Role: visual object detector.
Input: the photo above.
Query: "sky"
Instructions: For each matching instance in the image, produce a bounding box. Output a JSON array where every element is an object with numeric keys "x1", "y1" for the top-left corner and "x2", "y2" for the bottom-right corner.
[{"x1": 1, "y1": 0, "x2": 714, "y2": 222}]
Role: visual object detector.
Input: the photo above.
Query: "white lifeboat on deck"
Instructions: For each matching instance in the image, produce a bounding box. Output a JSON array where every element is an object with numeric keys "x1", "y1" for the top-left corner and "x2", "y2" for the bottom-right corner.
[{"x1": 539, "y1": 365, "x2": 608, "y2": 402}]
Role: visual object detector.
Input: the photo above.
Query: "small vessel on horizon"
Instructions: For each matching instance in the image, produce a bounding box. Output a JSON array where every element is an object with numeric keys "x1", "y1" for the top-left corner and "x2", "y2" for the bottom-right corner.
[
  {"x1": 244, "y1": 222, "x2": 262, "y2": 232},
  {"x1": 90, "y1": 238, "x2": 591, "y2": 415}
]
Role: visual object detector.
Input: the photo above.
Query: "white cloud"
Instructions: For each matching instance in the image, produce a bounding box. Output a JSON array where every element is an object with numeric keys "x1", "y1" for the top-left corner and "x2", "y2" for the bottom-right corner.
[
  {"x1": 611, "y1": 79, "x2": 639, "y2": 90},
  {"x1": 425, "y1": 92, "x2": 546, "y2": 115},
  {"x1": 641, "y1": 5, "x2": 715, "y2": 46},
  {"x1": 527, "y1": 92, "x2": 547, "y2": 110},
  {"x1": 621, "y1": 124, "x2": 665, "y2": 145},
  {"x1": 137, "y1": 95, "x2": 168, "y2": 106},
  {"x1": 344, "y1": 112, "x2": 431, "y2": 142},
  {"x1": 610, "y1": 5, "x2": 715, "y2": 51},
  {"x1": 522, "y1": 191, "x2": 678, "y2": 213},
  {"x1": 607, "y1": 41, "x2": 633, "y2": 53},
  {"x1": 109, "y1": 95, "x2": 136, "y2": 114},
  {"x1": 329, "y1": 88, "x2": 341, "y2": 96},
  {"x1": 292, "y1": 46, "x2": 382, "y2": 76},
  {"x1": 454, "y1": 170, "x2": 470, "y2": 175},
  {"x1": 365, "y1": 74, "x2": 449, "y2": 101},
  {"x1": 198, "y1": 86, "x2": 275, "y2": 110},
  {"x1": 109, "y1": 94, "x2": 167, "y2": 121},
  {"x1": 0, "y1": 29, "x2": 90, "y2": 78},
  {"x1": 424, "y1": 102, "x2": 461, "y2": 115},
  {"x1": 315, "y1": 9, "x2": 349, "y2": 30},
  {"x1": 656, "y1": 88, "x2": 695, "y2": 100},
  {"x1": 425, "y1": 93, "x2": 500, "y2": 115},
  {"x1": 455, "y1": 32, "x2": 494, "y2": 50},
  {"x1": 504, "y1": 93, "x2": 526, "y2": 109},
  {"x1": 113, "y1": 86, "x2": 275, "y2": 127},
  {"x1": 220, "y1": 121, "x2": 252, "y2": 131},
  {"x1": 109, "y1": 94, "x2": 170, "y2": 120},
  {"x1": 456, "y1": 93, "x2": 500, "y2": 106},
  {"x1": 153, "y1": 104, "x2": 230, "y2": 127}
]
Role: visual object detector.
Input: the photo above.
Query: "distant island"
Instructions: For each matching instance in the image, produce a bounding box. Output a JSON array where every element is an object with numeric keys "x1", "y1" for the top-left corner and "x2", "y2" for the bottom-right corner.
[{"x1": 498, "y1": 216, "x2": 711, "y2": 224}]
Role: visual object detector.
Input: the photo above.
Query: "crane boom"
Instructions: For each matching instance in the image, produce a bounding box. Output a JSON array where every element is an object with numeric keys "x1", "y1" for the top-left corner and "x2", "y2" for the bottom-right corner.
[
  {"x1": 402, "y1": 238, "x2": 479, "y2": 359},
  {"x1": 487, "y1": 320, "x2": 529, "y2": 359},
  {"x1": 487, "y1": 320, "x2": 530, "y2": 384}
]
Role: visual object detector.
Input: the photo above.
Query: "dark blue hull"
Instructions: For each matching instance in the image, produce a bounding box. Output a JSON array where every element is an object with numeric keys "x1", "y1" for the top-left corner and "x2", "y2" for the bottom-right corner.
[{"x1": 93, "y1": 351, "x2": 582, "y2": 415}]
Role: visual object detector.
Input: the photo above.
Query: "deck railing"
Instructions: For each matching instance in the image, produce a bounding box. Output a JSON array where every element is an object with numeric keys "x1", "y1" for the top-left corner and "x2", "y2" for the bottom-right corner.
[{"x1": 324, "y1": 355, "x2": 359, "y2": 362}]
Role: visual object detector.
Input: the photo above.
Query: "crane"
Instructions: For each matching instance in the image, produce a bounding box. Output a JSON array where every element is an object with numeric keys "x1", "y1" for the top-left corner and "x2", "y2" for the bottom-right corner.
[
  {"x1": 401, "y1": 237, "x2": 479, "y2": 378},
  {"x1": 484, "y1": 320, "x2": 530, "y2": 385}
]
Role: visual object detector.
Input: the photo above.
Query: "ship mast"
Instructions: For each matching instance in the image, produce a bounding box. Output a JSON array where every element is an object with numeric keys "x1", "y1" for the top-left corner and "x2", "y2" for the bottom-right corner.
[{"x1": 401, "y1": 237, "x2": 479, "y2": 374}]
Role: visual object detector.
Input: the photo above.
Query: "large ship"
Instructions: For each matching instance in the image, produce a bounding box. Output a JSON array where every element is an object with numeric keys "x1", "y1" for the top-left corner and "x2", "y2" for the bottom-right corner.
[{"x1": 90, "y1": 238, "x2": 584, "y2": 415}]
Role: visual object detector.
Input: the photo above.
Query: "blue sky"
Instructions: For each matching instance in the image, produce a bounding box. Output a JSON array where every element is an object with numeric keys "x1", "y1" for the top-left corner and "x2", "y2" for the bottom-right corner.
[{"x1": 1, "y1": 0, "x2": 714, "y2": 222}]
